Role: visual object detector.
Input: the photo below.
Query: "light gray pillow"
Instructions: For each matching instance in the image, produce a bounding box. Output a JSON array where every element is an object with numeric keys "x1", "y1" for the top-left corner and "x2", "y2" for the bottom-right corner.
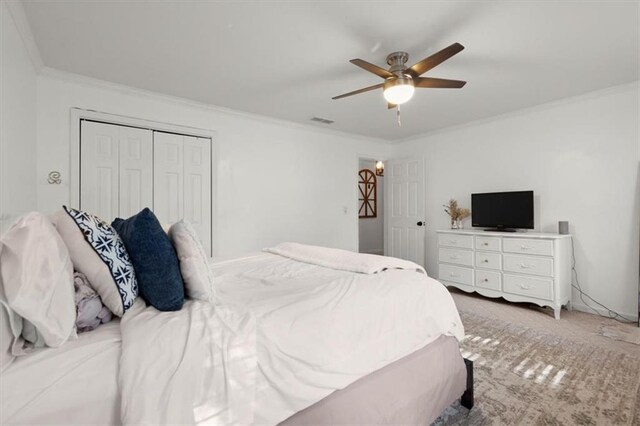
[
  {"x1": 168, "y1": 220, "x2": 214, "y2": 301},
  {"x1": 0, "y1": 293, "x2": 18, "y2": 372},
  {"x1": 0, "y1": 212, "x2": 76, "y2": 349}
]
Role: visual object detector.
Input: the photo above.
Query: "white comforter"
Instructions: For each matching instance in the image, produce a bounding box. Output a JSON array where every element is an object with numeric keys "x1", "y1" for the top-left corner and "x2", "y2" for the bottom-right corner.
[
  {"x1": 118, "y1": 299, "x2": 257, "y2": 425},
  {"x1": 117, "y1": 250, "x2": 464, "y2": 425}
]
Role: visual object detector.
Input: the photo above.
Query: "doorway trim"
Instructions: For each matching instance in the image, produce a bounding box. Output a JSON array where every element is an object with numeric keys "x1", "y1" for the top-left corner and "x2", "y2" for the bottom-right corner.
[{"x1": 356, "y1": 155, "x2": 385, "y2": 255}]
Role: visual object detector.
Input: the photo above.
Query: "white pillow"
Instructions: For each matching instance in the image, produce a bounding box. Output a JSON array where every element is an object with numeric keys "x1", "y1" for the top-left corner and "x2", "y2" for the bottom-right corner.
[
  {"x1": 0, "y1": 251, "x2": 31, "y2": 371},
  {"x1": 0, "y1": 302, "x2": 15, "y2": 371},
  {"x1": 0, "y1": 212, "x2": 75, "y2": 348},
  {"x1": 168, "y1": 220, "x2": 214, "y2": 301},
  {"x1": 51, "y1": 207, "x2": 138, "y2": 317}
]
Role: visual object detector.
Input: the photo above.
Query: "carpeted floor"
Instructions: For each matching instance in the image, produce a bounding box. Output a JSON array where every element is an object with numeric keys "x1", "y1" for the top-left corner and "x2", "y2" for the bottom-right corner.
[{"x1": 433, "y1": 290, "x2": 640, "y2": 425}]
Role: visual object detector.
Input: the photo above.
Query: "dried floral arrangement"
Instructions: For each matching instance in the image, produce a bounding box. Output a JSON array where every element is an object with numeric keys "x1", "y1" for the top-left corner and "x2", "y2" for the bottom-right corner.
[{"x1": 443, "y1": 199, "x2": 471, "y2": 221}]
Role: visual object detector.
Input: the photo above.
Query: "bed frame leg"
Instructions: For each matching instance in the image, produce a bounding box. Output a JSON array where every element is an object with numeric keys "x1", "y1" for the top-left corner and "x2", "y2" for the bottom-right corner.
[{"x1": 461, "y1": 358, "x2": 474, "y2": 410}]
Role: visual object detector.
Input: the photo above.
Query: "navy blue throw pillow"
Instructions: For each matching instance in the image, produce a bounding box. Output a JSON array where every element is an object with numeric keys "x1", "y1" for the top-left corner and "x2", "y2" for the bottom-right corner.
[{"x1": 111, "y1": 208, "x2": 184, "y2": 311}]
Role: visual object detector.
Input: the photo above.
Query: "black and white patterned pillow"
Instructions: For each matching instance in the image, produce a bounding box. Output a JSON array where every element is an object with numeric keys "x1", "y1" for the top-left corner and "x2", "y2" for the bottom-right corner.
[{"x1": 63, "y1": 206, "x2": 138, "y2": 312}]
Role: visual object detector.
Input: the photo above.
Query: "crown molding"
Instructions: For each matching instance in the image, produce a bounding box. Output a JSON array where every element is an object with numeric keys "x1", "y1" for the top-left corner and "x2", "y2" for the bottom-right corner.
[
  {"x1": 38, "y1": 67, "x2": 392, "y2": 146},
  {"x1": 394, "y1": 80, "x2": 640, "y2": 145},
  {"x1": 4, "y1": 0, "x2": 43, "y2": 72}
]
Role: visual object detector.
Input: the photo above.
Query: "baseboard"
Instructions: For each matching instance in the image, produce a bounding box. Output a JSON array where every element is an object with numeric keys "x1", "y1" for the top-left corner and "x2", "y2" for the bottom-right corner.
[{"x1": 570, "y1": 301, "x2": 638, "y2": 322}]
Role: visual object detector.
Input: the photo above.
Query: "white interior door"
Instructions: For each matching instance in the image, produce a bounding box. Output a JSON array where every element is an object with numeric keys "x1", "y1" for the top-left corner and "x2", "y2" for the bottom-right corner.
[
  {"x1": 80, "y1": 121, "x2": 120, "y2": 220},
  {"x1": 153, "y1": 131, "x2": 184, "y2": 225},
  {"x1": 384, "y1": 158, "x2": 425, "y2": 266},
  {"x1": 118, "y1": 126, "x2": 153, "y2": 218}
]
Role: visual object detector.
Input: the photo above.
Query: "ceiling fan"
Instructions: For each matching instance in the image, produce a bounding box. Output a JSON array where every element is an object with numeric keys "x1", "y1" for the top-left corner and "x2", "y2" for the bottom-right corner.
[{"x1": 332, "y1": 42, "x2": 466, "y2": 108}]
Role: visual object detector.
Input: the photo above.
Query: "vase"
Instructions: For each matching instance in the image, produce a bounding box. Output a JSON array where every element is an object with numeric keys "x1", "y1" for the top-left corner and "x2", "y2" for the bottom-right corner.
[
  {"x1": 457, "y1": 219, "x2": 464, "y2": 229},
  {"x1": 451, "y1": 219, "x2": 458, "y2": 229}
]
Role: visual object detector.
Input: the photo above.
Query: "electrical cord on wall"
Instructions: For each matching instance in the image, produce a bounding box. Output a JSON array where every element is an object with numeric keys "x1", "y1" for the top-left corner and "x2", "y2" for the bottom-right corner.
[{"x1": 569, "y1": 236, "x2": 636, "y2": 324}]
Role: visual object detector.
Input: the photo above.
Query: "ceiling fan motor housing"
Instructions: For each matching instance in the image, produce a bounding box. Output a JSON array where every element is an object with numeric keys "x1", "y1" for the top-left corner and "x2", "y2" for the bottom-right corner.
[
  {"x1": 385, "y1": 51, "x2": 414, "y2": 94},
  {"x1": 386, "y1": 51, "x2": 409, "y2": 67}
]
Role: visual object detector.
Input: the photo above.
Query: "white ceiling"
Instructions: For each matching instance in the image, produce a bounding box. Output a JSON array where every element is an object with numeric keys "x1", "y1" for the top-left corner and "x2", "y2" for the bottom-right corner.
[{"x1": 22, "y1": 1, "x2": 639, "y2": 141}]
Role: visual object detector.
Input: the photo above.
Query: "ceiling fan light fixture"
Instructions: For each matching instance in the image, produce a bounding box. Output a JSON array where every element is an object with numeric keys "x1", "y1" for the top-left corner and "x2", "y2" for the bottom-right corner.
[{"x1": 383, "y1": 76, "x2": 415, "y2": 105}]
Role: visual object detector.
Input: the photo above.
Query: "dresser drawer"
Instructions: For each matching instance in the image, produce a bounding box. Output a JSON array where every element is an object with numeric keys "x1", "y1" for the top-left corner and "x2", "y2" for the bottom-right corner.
[
  {"x1": 503, "y1": 254, "x2": 554, "y2": 277},
  {"x1": 503, "y1": 274, "x2": 553, "y2": 301},
  {"x1": 439, "y1": 248, "x2": 474, "y2": 267},
  {"x1": 503, "y1": 238, "x2": 554, "y2": 256},
  {"x1": 476, "y1": 270, "x2": 501, "y2": 291},
  {"x1": 475, "y1": 252, "x2": 502, "y2": 270},
  {"x1": 439, "y1": 264, "x2": 474, "y2": 286},
  {"x1": 475, "y1": 236, "x2": 501, "y2": 252},
  {"x1": 438, "y1": 234, "x2": 473, "y2": 249}
]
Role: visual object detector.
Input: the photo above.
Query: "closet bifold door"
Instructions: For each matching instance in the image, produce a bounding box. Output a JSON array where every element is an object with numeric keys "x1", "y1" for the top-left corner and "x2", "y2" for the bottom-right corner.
[
  {"x1": 153, "y1": 131, "x2": 212, "y2": 256},
  {"x1": 183, "y1": 136, "x2": 212, "y2": 257},
  {"x1": 153, "y1": 131, "x2": 184, "y2": 224},
  {"x1": 80, "y1": 121, "x2": 152, "y2": 221},
  {"x1": 118, "y1": 126, "x2": 153, "y2": 218}
]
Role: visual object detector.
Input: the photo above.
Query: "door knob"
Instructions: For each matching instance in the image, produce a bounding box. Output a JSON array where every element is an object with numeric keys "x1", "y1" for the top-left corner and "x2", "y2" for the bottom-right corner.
[{"x1": 417, "y1": 221, "x2": 425, "y2": 227}]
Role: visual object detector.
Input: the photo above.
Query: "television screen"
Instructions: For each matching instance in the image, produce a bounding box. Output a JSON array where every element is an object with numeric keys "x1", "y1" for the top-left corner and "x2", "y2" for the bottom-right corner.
[{"x1": 471, "y1": 191, "x2": 534, "y2": 230}]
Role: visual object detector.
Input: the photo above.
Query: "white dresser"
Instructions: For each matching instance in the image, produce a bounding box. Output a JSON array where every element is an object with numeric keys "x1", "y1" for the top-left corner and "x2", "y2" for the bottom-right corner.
[{"x1": 437, "y1": 230, "x2": 572, "y2": 319}]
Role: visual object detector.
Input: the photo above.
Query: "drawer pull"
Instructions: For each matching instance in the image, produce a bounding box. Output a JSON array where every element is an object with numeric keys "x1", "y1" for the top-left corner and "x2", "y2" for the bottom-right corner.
[
  {"x1": 520, "y1": 284, "x2": 530, "y2": 290},
  {"x1": 483, "y1": 278, "x2": 489, "y2": 282},
  {"x1": 483, "y1": 242, "x2": 489, "y2": 246},
  {"x1": 449, "y1": 240, "x2": 457, "y2": 245},
  {"x1": 482, "y1": 259, "x2": 489, "y2": 263},
  {"x1": 520, "y1": 245, "x2": 532, "y2": 250},
  {"x1": 450, "y1": 255, "x2": 460, "y2": 260},
  {"x1": 449, "y1": 272, "x2": 460, "y2": 278},
  {"x1": 519, "y1": 263, "x2": 532, "y2": 269}
]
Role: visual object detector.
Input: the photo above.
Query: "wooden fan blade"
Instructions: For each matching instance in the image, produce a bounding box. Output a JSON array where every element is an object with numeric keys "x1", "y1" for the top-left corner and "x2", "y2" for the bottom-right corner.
[
  {"x1": 387, "y1": 103, "x2": 397, "y2": 109},
  {"x1": 350, "y1": 59, "x2": 394, "y2": 79},
  {"x1": 332, "y1": 83, "x2": 383, "y2": 100},
  {"x1": 409, "y1": 43, "x2": 464, "y2": 77},
  {"x1": 415, "y1": 77, "x2": 466, "y2": 88}
]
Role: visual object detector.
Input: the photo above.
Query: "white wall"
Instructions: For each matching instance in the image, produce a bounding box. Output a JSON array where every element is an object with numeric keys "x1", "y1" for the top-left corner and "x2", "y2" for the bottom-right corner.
[
  {"x1": 36, "y1": 70, "x2": 392, "y2": 257},
  {"x1": 358, "y1": 159, "x2": 384, "y2": 255},
  {"x1": 0, "y1": 2, "x2": 39, "y2": 233},
  {"x1": 395, "y1": 83, "x2": 640, "y2": 319}
]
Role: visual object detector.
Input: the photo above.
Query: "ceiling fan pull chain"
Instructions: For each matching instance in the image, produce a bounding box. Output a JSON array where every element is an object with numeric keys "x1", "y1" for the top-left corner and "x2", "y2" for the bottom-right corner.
[{"x1": 397, "y1": 104, "x2": 402, "y2": 127}]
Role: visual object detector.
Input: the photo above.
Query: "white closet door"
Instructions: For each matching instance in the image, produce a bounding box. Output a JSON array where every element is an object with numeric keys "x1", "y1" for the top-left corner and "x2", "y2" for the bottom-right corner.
[
  {"x1": 119, "y1": 127, "x2": 153, "y2": 218},
  {"x1": 81, "y1": 121, "x2": 120, "y2": 220},
  {"x1": 153, "y1": 132, "x2": 184, "y2": 225},
  {"x1": 153, "y1": 131, "x2": 212, "y2": 256},
  {"x1": 183, "y1": 137, "x2": 212, "y2": 255}
]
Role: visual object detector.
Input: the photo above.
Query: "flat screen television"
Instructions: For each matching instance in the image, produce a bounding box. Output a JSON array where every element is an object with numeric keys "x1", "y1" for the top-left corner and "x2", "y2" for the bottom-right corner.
[{"x1": 471, "y1": 191, "x2": 534, "y2": 231}]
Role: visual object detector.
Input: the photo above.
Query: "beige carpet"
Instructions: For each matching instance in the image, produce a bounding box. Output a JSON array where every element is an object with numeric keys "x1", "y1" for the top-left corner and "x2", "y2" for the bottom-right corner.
[{"x1": 433, "y1": 290, "x2": 640, "y2": 425}]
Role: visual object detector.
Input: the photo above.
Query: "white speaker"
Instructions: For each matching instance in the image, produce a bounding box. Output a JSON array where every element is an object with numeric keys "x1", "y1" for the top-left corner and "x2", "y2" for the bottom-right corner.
[{"x1": 558, "y1": 221, "x2": 569, "y2": 235}]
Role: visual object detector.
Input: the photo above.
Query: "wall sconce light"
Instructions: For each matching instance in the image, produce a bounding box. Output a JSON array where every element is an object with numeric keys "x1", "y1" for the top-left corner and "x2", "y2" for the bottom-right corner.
[{"x1": 375, "y1": 161, "x2": 384, "y2": 176}]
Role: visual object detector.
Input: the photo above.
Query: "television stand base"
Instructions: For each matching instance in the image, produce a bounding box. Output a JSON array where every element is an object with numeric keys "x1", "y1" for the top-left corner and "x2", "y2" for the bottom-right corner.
[{"x1": 484, "y1": 228, "x2": 517, "y2": 232}]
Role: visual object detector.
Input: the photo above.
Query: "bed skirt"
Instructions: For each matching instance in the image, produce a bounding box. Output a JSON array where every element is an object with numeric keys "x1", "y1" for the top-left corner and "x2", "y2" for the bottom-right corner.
[{"x1": 279, "y1": 335, "x2": 467, "y2": 425}]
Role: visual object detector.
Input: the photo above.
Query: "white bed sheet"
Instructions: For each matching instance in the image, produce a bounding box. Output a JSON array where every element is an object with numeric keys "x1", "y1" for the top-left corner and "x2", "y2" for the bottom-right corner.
[
  {"x1": 0, "y1": 320, "x2": 121, "y2": 425},
  {"x1": 211, "y1": 252, "x2": 464, "y2": 424}
]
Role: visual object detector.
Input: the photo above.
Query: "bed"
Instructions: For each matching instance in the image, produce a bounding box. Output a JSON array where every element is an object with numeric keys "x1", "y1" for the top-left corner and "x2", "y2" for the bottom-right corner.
[{"x1": 1, "y1": 250, "x2": 472, "y2": 425}]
